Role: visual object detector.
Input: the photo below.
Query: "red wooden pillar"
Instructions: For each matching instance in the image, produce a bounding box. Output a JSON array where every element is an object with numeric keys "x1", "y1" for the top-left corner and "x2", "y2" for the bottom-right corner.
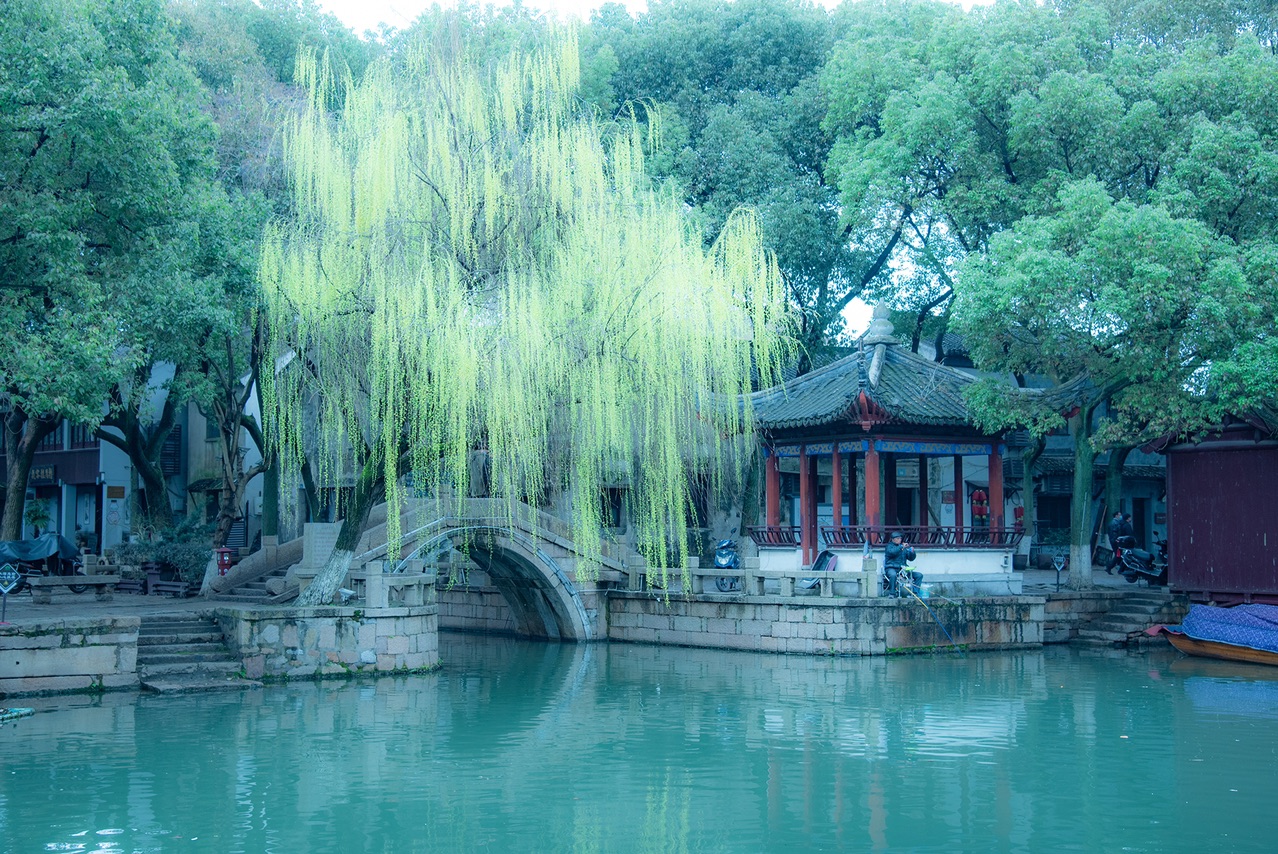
[
  {"x1": 953, "y1": 454, "x2": 965, "y2": 543},
  {"x1": 848, "y1": 453, "x2": 859, "y2": 524},
  {"x1": 988, "y1": 446, "x2": 1004, "y2": 536},
  {"x1": 918, "y1": 455, "x2": 929, "y2": 534},
  {"x1": 807, "y1": 454, "x2": 820, "y2": 560},
  {"x1": 864, "y1": 445, "x2": 881, "y2": 535},
  {"x1": 831, "y1": 445, "x2": 843, "y2": 531},
  {"x1": 799, "y1": 445, "x2": 811, "y2": 564},
  {"x1": 884, "y1": 454, "x2": 897, "y2": 528},
  {"x1": 765, "y1": 452, "x2": 780, "y2": 528}
]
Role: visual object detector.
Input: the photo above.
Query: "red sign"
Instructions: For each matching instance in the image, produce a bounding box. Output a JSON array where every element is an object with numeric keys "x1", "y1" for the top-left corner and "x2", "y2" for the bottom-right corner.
[{"x1": 941, "y1": 490, "x2": 956, "y2": 504}]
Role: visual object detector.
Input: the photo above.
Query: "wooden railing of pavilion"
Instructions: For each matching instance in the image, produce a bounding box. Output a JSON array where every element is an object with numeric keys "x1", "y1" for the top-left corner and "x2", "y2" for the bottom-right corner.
[{"x1": 748, "y1": 525, "x2": 1024, "y2": 550}]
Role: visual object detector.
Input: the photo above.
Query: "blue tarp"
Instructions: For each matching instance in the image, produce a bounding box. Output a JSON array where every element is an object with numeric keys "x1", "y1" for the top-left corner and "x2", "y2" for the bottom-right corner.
[
  {"x1": 1172, "y1": 604, "x2": 1278, "y2": 655},
  {"x1": 0, "y1": 534, "x2": 78, "y2": 564}
]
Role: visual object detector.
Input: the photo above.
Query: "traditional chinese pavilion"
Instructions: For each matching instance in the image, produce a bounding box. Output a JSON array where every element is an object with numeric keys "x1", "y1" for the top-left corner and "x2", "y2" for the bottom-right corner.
[{"x1": 747, "y1": 306, "x2": 1023, "y2": 595}]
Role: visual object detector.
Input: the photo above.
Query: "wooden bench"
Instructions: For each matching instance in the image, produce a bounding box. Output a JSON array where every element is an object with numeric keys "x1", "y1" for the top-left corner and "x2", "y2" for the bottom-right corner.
[
  {"x1": 115, "y1": 578, "x2": 146, "y2": 595},
  {"x1": 27, "y1": 574, "x2": 121, "y2": 604},
  {"x1": 149, "y1": 579, "x2": 193, "y2": 598}
]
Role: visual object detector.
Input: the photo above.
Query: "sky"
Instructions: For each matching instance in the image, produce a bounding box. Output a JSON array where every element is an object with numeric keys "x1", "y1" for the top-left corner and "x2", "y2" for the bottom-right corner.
[
  {"x1": 318, "y1": 0, "x2": 866, "y2": 34},
  {"x1": 321, "y1": 1, "x2": 644, "y2": 33}
]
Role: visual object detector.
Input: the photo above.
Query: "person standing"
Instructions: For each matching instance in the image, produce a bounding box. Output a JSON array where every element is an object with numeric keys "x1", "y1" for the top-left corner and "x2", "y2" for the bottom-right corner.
[{"x1": 1106, "y1": 511, "x2": 1124, "y2": 575}]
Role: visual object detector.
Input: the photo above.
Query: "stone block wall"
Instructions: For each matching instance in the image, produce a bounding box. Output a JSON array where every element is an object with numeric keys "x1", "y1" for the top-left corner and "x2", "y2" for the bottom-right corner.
[
  {"x1": 1041, "y1": 590, "x2": 1126, "y2": 643},
  {"x1": 606, "y1": 594, "x2": 1044, "y2": 655},
  {"x1": 0, "y1": 617, "x2": 139, "y2": 697},
  {"x1": 437, "y1": 584, "x2": 517, "y2": 634},
  {"x1": 219, "y1": 605, "x2": 439, "y2": 679}
]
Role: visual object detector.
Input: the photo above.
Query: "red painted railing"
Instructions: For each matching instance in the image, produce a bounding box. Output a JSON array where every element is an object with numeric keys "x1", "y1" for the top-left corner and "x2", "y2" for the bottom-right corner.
[
  {"x1": 746, "y1": 526, "x2": 801, "y2": 547},
  {"x1": 820, "y1": 525, "x2": 1024, "y2": 550}
]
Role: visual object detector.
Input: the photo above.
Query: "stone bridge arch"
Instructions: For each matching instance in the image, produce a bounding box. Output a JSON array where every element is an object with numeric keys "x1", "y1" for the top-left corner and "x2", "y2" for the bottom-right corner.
[{"x1": 354, "y1": 501, "x2": 623, "y2": 642}]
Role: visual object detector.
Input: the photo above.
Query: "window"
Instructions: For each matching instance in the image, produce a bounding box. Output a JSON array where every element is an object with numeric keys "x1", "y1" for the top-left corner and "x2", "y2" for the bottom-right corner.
[{"x1": 70, "y1": 423, "x2": 99, "y2": 449}]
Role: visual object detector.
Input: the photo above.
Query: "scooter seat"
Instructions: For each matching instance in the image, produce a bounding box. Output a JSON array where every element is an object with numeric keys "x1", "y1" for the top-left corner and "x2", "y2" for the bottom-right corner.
[{"x1": 1130, "y1": 548, "x2": 1154, "y2": 562}]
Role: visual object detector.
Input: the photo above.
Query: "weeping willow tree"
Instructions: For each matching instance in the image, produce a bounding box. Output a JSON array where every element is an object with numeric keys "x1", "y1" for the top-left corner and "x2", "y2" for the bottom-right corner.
[{"x1": 261, "y1": 29, "x2": 791, "y2": 606}]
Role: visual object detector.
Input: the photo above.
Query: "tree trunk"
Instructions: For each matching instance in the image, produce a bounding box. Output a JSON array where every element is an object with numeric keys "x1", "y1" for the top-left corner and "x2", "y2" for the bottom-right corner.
[
  {"x1": 262, "y1": 460, "x2": 280, "y2": 539},
  {"x1": 1, "y1": 412, "x2": 58, "y2": 541},
  {"x1": 132, "y1": 451, "x2": 170, "y2": 530},
  {"x1": 296, "y1": 454, "x2": 383, "y2": 606},
  {"x1": 1068, "y1": 410, "x2": 1097, "y2": 590},
  {"x1": 1104, "y1": 445, "x2": 1133, "y2": 522},
  {"x1": 1020, "y1": 436, "x2": 1045, "y2": 546}
]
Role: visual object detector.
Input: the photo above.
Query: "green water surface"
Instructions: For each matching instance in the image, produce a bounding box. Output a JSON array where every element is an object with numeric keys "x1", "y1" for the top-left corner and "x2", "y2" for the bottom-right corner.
[{"x1": 4, "y1": 635, "x2": 1278, "y2": 852}]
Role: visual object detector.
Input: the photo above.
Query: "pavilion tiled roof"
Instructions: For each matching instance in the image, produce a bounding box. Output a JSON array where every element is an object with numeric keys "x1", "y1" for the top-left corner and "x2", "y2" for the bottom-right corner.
[{"x1": 749, "y1": 342, "x2": 981, "y2": 431}]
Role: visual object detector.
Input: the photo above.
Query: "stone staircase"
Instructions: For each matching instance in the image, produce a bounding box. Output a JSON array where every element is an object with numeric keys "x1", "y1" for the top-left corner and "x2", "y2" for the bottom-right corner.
[
  {"x1": 211, "y1": 565, "x2": 290, "y2": 604},
  {"x1": 137, "y1": 615, "x2": 261, "y2": 693},
  {"x1": 1076, "y1": 589, "x2": 1188, "y2": 647}
]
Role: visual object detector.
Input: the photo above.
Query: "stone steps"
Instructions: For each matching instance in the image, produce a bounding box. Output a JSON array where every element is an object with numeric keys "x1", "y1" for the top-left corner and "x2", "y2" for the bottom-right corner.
[
  {"x1": 214, "y1": 566, "x2": 289, "y2": 603},
  {"x1": 1075, "y1": 590, "x2": 1184, "y2": 647},
  {"x1": 137, "y1": 615, "x2": 260, "y2": 692}
]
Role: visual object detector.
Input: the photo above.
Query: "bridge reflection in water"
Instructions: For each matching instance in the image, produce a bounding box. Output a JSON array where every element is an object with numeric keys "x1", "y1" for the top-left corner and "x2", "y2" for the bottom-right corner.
[{"x1": 6, "y1": 638, "x2": 1278, "y2": 852}]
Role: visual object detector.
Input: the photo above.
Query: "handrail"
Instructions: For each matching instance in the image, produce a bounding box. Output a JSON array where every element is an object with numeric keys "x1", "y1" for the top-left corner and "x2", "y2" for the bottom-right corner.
[
  {"x1": 820, "y1": 525, "x2": 1023, "y2": 549},
  {"x1": 746, "y1": 526, "x2": 801, "y2": 547}
]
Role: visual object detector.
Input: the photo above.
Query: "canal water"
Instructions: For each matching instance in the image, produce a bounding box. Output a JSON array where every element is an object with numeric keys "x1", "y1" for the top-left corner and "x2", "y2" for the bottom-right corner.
[{"x1": 5, "y1": 634, "x2": 1278, "y2": 852}]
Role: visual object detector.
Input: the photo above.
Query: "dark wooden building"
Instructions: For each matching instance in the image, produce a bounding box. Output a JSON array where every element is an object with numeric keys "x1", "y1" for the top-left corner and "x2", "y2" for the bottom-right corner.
[{"x1": 1161, "y1": 414, "x2": 1278, "y2": 604}]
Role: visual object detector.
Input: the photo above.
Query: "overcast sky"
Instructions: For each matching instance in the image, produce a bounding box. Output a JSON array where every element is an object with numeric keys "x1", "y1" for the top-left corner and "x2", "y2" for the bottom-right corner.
[{"x1": 320, "y1": 1, "x2": 642, "y2": 33}]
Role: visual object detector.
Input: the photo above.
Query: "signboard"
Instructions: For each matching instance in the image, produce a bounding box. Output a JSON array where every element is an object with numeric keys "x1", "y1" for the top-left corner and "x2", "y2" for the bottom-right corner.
[
  {"x1": 0, "y1": 562, "x2": 17, "y2": 622},
  {"x1": 1154, "y1": 513, "x2": 1166, "y2": 525},
  {"x1": 29, "y1": 465, "x2": 56, "y2": 485},
  {"x1": 0, "y1": 563, "x2": 18, "y2": 595},
  {"x1": 941, "y1": 490, "x2": 956, "y2": 505},
  {"x1": 107, "y1": 486, "x2": 126, "y2": 499}
]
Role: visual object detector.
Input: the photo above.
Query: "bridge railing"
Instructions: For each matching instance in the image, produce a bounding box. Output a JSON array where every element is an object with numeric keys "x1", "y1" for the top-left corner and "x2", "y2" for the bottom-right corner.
[{"x1": 622, "y1": 559, "x2": 881, "y2": 599}]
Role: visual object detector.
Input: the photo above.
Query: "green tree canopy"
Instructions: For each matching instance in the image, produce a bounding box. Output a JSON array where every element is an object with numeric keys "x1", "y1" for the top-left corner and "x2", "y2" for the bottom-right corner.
[
  {"x1": 262, "y1": 29, "x2": 792, "y2": 604},
  {"x1": 586, "y1": 0, "x2": 865, "y2": 372},
  {"x1": 0, "y1": 0, "x2": 235, "y2": 537}
]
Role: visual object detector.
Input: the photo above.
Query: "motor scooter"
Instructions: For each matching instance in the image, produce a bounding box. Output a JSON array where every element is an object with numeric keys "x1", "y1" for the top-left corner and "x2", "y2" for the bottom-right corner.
[
  {"x1": 712, "y1": 539, "x2": 742, "y2": 592},
  {"x1": 1115, "y1": 534, "x2": 1168, "y2": 586}
]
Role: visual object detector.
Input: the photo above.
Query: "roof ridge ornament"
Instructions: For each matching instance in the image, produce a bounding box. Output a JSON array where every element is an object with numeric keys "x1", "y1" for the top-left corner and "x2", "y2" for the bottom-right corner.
[{"x1": 862, "y1": 303, "x2": 897, "y2": 346}]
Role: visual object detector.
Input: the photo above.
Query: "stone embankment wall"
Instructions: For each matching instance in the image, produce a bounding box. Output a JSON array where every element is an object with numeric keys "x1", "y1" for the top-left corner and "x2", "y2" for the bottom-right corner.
[
  {"x1": 1041, "y1": 590, "x2": 1127, "y2": 642},
  {"x1": 218, "y1": 606, "x2": 439, "y2": 679},
  {"x1": 437, "y1": 583, "x2": 517, "y2": 634},
  {"x1": 606, "y1": 594, "x2": 1044, "y2": 655},
  {"x1": 0, "y1": 617, "x2": 139, "y2": 697}
]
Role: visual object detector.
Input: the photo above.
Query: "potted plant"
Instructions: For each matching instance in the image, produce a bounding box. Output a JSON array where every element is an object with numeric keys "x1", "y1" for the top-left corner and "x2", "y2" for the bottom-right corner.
[{"x1": 23, "y1": 502, "x2": 51, "y2": 537}]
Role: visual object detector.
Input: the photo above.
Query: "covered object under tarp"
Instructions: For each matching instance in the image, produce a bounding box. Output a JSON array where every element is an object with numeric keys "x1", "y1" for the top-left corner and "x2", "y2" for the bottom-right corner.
[{"x1": 0, "y1": 533, "x2": 78, "y2": 564}]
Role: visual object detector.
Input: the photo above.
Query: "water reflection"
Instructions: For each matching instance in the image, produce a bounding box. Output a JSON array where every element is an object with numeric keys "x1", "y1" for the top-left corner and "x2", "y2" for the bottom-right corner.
[{"x1": 4, "y1": 637, "x2": 1278, "y2": 852}]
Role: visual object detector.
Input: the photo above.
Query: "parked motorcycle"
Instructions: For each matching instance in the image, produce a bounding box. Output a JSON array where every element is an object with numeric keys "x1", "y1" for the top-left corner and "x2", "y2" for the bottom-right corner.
[
  {"x1": 712, "y1": 539, "x2": 742, "y2": 592},
  {"x1": 0, "y1": 535, "x2": 87, "y2": 594},
  {"x1": 1115, "y1": 534, "x2": 1168, "y2": 586}
]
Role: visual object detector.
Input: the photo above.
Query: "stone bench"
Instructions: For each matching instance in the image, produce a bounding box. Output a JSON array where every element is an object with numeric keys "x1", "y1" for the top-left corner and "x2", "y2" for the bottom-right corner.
[
  {"x1": 149, "y1": 579, "x2": 194, "y2": 598},
  {"x1": 27, "y1": 574, "x2": 120, "y2": 604}
]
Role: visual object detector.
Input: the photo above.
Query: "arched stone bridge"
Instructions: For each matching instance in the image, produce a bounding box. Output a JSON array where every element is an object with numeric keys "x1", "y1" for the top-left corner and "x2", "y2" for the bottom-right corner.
[{"x1": 350, "y1": 498, "x2": 638, "y2": 643}]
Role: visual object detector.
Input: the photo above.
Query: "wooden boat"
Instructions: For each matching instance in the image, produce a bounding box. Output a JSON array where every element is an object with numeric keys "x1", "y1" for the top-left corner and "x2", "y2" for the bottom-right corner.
[
  {"x1": 1160, "y1": 629, "x2": 1278, "y2": 667},
  {"x1": 1148, "y1": 603, "x2": 1278, "y2": 667}
]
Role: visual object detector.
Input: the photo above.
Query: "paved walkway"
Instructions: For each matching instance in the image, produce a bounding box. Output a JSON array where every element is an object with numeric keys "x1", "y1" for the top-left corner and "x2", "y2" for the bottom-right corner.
[
  {"x1": 0, "y1": 566, "x2": 1145, "y2": 628},
  {"x1": 0, "y1": 589, "x2": 234, "y2": 627}
]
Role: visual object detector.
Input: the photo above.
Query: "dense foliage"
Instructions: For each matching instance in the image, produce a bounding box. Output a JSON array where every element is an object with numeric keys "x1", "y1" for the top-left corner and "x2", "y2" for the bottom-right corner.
[
  {"x1": 261, "y1": 30, "x2": 791, "y2": 603},
  {"x1": 5, "y1": 0, "x2": 1277, "y2": 593}
]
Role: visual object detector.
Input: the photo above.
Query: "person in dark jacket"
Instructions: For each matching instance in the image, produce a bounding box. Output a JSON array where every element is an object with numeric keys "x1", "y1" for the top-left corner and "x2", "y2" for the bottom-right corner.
[
  {"x1": 884, "y1": 532, "x2": 921, "y2": 597},
  {"x1": 1106, "y1": 511, "x2": 1124, "y2": 575}
]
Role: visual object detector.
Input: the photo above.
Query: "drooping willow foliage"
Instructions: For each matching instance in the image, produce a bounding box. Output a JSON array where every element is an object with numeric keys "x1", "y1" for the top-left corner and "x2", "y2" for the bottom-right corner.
[{"x1": 260, "y1": 28, "x2": 791, "y2": 594}]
